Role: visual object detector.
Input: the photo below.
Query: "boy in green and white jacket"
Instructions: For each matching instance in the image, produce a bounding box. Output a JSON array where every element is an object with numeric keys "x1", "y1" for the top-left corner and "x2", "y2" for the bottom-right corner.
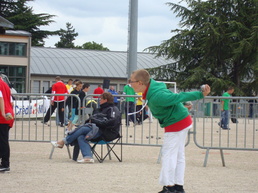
[{"x1": 130, "y1": 69, "x2": 210, "y2": 193}]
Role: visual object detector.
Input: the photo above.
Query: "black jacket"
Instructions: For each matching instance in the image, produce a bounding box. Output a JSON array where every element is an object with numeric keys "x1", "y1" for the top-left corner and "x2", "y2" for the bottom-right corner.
[{"x1": 90, "y1": 102, "x2": 121, "y2": 141}]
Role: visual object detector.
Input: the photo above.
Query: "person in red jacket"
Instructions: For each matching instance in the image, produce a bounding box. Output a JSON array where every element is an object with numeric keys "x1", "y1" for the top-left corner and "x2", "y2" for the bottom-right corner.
[
  {"x1": 93, "y1": 84, "x2": 104, "y2": 98},
  {"x1": 0, "y1": 77, "x2": 14, "y2": 172},
  {"x1": 43, "y1": 76, "x2": 68, "y2": 127}
]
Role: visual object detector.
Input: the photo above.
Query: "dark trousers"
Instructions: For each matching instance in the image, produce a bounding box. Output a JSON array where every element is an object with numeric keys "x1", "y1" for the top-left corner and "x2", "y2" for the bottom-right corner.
[
  {"x1": 44, "y1": 101, "x2": 65, "y2": 124},
  {"x1": 0, "y1": 124, "x2": 10, "y2": 168},
  {"x1": 72, "y1": 140, "x2": 80, "y2": 161},
  {"x1": 125, "y1": 101, "x2": 136, "y2": 126},
  {"x1": 136, "y1": 105, "x2": 148, "y2": 124}
]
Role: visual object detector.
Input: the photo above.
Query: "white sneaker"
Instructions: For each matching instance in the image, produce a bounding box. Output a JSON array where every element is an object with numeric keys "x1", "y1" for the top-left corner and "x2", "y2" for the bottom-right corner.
[
  {"x1": 51, "y1": 141, "x2": 64, "y2": 148},
  {"x1": 77, "y1": 158, "x2": 94, "y2": 163}
]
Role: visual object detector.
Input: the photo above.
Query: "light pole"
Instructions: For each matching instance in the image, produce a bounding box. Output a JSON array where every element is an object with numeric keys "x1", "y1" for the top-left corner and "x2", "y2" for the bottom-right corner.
[{"x1": 127, "y1": 0, "x2": 138, "y2": 79}]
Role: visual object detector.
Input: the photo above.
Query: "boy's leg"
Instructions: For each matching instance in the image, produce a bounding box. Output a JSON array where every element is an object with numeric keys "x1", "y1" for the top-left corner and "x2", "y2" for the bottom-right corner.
[
  {"x1": 159, "y1": 132, "x2": 179, "y2": 186},
  {"x1": 175, "y1": 127, "x2": 190, "y2": 185}
]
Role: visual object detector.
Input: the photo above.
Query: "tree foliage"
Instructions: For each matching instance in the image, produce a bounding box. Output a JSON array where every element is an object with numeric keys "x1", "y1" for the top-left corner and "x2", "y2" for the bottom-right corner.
[
  {"x1": 0, "y1": 0, "x2": 57, "y2": 46},
  {"x1": 145, "y1": 0, "x2": 258, "y2": 96},
  {"x1": 55, "y1": 22, "x2": 78, "y2": 48},
  {"x1": 76, "y1": 41, "x2": 109, "y2": 51}
]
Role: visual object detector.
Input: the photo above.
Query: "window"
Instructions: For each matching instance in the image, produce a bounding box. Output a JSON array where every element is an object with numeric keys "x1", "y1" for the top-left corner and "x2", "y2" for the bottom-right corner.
[
  {"x1": 0, "y1": 66, "x2": 26, "y2": 93},
  {"x1": 0, "y1": 42, "x2": 27, "y2": 56},
  {"x1": 120, "y1": 84, "x2": 126, "y2": 93},
  {"x1": 33, "y1": 81, "x2": 40, "y2": 93},
  {"x1": 43, "y1": 81, "x2": 50, "y2": 93}
]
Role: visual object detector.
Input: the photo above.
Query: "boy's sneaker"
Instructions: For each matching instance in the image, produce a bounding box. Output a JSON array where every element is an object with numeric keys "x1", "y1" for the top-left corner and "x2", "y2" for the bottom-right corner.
[
  {"x1": 158, "y1": 186, "x2": 176, "y2": 193},
  {"x1": 175, "y1": 185, "x2": 185, "y2": 193},
  {"x1": 0, "y1": 167, "x2": 10, "y2": 172}
]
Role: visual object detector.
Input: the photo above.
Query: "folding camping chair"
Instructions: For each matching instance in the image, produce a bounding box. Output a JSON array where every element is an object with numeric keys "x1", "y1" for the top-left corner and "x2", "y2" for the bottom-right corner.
[{"x1": 90, "y1": 133, "x2": 122, "y2": 163}]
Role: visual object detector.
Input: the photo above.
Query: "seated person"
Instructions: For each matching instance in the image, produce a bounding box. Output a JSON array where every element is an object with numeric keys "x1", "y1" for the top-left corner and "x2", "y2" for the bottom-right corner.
[{"x1": 51, "y1": 92, "x2": 121, "y2": 163}]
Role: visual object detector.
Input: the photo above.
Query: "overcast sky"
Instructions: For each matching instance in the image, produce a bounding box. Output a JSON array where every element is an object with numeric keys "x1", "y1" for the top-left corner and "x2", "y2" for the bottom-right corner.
[{"x1": 27, "y1": 0, "x2": 185, "y2": 52}]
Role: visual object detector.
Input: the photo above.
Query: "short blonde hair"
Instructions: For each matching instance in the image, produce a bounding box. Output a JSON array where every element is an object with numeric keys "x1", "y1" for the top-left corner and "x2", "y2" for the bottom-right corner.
[{"x1": 132, "y1": 69, "x2": 150, "y2": 86}]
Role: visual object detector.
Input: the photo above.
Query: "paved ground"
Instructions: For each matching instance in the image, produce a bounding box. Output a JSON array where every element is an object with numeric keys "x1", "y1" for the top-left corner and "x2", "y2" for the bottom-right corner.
[{"x1": 1, "y1": 140, "x2": 258, "y2": 193}]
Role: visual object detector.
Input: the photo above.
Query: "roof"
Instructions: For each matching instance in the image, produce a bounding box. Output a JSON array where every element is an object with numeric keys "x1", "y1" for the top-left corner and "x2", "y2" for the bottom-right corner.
[
  {"x1": 5, "y1": 30, "x2": 31, "y2": 37},
  {"x1": 31, "y1": 47, "x2": 173, "y2": 78},
  {"x1": 0, "y1": 16, "x2": 14, "y2": 29}
]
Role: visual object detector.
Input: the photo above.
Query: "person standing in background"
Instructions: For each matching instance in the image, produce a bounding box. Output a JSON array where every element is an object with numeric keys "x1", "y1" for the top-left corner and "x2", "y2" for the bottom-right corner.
[
  {"x1": 64, "y1": 79, "x2": 74, "y2": 123},
  {"x1": 248, "y1": 93, "x2": 257, "y2": 118},
  {"x1": 66, "y1": 81, "x2": 83, "y2": 132},
  {"x1": 218, "y1": 87, "x2": 234, "y2": 130},
  {"x1": 0, "y1": 76, "x2": 14, "y2": 172},
  {"x1": 93, "y1": 84, "x2": 104, "y2": 98},
  {"x1": 93, "y1": 84, "x2": 104, "y2": 108},
  {"x1": 65, "y1": 82, "x2": 90, "y2": 133},
  {"x1": 136, "y1": 92, "x2": 148, "y2": 124},
  {"x1": 43, "y1": 76, "x2": 68, "y2": 127},
  {"x1": 66, "y1": 79, "x2": 74, "y2": 94},
  {"x1": 108, "y1": 86, "x2": 119, "y2": 107},
  {"x1": 123, "y1": 80, "x2": 136, "y2": 126}
]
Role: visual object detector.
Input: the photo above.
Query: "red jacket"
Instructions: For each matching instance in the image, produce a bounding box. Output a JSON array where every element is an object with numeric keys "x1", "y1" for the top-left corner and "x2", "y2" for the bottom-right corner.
[
  {"x1": 0, "y1": 78, "x2": 14, "y2": 127},
  {"x1": 93, "y1": 87, "x2": 104, "y2": 98},
  {"x1": 51, "y1": 81, "x2": 68, "y2": 102}
]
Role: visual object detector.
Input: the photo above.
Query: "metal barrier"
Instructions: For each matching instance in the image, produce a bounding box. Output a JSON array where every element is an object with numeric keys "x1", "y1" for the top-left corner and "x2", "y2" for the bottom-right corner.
[
  {"x1": 193, "y1": 96, "x2": 258, "y2": 166},
  {"x1": 10, "y1": 93, "x2": 258, "y2": 166},
  {"x1": 11, "y1": 93, "x2": 80, "y2": 142}
]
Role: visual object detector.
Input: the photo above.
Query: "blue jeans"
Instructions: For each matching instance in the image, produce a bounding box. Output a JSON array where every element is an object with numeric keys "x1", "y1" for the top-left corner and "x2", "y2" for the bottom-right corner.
[
  {"x1": 64, "y1": 126, "x2": 101, "y2": 159},
  {"x1": 221, "y1": 110, "x2": 229, "y2": 129}
]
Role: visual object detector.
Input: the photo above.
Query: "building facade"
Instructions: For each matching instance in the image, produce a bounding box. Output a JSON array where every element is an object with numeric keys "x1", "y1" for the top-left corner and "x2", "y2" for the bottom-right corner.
[{"x1": 0, "y1": 30, "x2": 31, "y2": 93}]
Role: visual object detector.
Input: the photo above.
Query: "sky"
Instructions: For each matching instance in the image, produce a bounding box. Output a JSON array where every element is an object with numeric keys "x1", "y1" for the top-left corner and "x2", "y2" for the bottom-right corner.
[{"x1": 27, "y1": 0, "x2": 185, "y2": 52}]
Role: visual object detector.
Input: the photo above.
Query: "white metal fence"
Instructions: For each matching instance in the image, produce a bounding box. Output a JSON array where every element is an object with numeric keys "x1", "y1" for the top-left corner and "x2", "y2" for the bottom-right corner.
[{"x1": 10, "y1": 93, "x2": 258, "y2": 166}]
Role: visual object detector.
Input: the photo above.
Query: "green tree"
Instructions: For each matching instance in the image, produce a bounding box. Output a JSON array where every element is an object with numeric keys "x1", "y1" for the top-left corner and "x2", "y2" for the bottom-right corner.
[
  {"x1": 145, "y1": 0, "x2": 258, "y2": 96},
  {"x1": 0, "y1": 0, "x2": 57, "y2": 46},
  {"x1": 76, "y1": 41, "x2": 109, "y2": 51},
  {"x1": 55, "y1": 22, "x2": 78, "y2": 48}
]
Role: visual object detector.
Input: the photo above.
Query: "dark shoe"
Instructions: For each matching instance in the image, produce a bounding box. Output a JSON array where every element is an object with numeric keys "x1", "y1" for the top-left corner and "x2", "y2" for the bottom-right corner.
[
  {"x1": 222, "y1": 127, "x2": 230, "y2": 130},
  {"x1": 60, "y1": 123, "x2": 64, "y2": 127},
  {"x1": 158, "y1": 186, "x2": 176, "y2": 193},
  {"x1": 0, "y1": 167, "x2": 10, "y2": 172},
  {"x1": 41, "y1": 121, "x2": 48, "y2": 125},
  {"x1": 175, "y1": 185, "x2": 185, "y2": 193},
  {"x1": 218, "y1": 122, "x2": 224, "y2": 128},
  {"x1": 176, "y1": 191, "x2": 185, "y2": 193}
]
